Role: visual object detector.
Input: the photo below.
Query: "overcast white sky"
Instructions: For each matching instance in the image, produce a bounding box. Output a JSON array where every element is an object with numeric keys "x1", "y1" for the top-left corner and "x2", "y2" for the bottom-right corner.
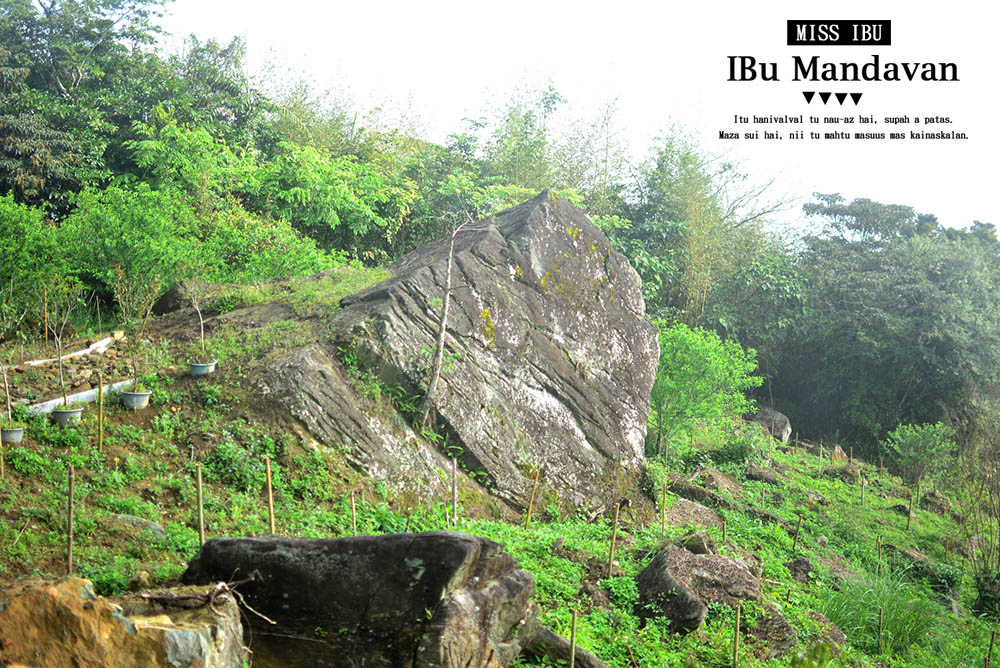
[{"x1": 159, "y1": 0, "x2": 998, "y2": 230}]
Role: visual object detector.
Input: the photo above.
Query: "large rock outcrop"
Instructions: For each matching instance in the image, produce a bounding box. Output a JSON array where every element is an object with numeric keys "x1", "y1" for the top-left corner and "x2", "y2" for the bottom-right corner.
[
  {"x1": 750, "y1": 406, "x2": 792, "y2": 443},
  {"x1": 260, "y1": 191, "x2": 659, "y2": 505},
  {"x1": 635, "y1": 545, "x2": 762, "y2": 633},
  {"x1": 0, "y1": 577, "x2": 246, "y2": 667},
  {"x1": 182, "y1": 532, "x2": 538, "y2": 668}
]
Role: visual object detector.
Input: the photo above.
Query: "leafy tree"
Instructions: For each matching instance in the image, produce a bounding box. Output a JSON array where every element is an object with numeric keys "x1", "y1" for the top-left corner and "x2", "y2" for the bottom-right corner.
[
  {"x1": 0, "y1": 47, "x2": 110, "y2": 210},
  {"x1": 0, "y1": 0, "x2": 167, "y2": 98},
  {"x1": 0, "y1": 194, "x2": 58, "y2": 343},
  {"x1": 482, "y1": 84, "x2": 564, "y2": 191},
  {"x1": 618, "y1": 132, "x2": 784, "y2": 325},
  {"x1": 649, "y1": 322, "x2": 761, "y2": 458},
  {"x1": 774, "y1": 194, "x2": 1000, "y2": 447},
  {"x1": 60, "y1": 182, "x2": 197, "y2": 290},
  {"x1": 882, "y1": 422, "x2": 955, "y2": 485},
  {"x1": 250, "y1": 141, "x2": 417, "y2": 262},
  {"x1": 126, "y1": 111, "x2": 256, "y2": 215}
]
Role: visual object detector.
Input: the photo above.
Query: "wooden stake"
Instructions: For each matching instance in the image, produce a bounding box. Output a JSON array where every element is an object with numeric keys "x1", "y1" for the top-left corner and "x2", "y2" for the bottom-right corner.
[
  {"x1": 818, "y1": 442, "x2": 823, "y2": 476},
  {"x1": 760, "y1": 487, "x2": 766, "y2": 509},
  {"x1": 451, "y1": 456, "x2": 457, "y2": 527},
  {"x1": 67, "y1": 465, "x2": 74, "y2": 575},
  {"x1": 608, "y1": 502, "x2": 620, "y2": 577},
  {"x1": 265, "y1": 456, "x2": 276, "y2": 535},
  {"x1": 196, "y1": 463, "x2": 205, "y2": 546},
  {"x1": 96, "y1": 293, "x2": 102, "y2": 334},
  {"x1": 849, "y1": 446, "x2": 853, "y2": 464},
  {"x1": 785, "y1": 585, "x2": 792, "y2": 604},
  {"x1": 660, "y1": 479, "x2": 667, "y2": 543},
  {"x1": 569, "y1": 608, "x2": 577, "y2": 668},
  {"x1": 878, "y1": 606, "x2": 884, "y2": 653},
  {"x1": 97, "y1": 372, "x2": 104, "y2": 453},
  {"x1": 733, "y1": 602, "x2": 741, "y2": 668},
  {"x1": 877, "y1": 535, "x2": 883, "y2": 575},
  {"x1": 351, "y1": 491, "x2": 357, "y2": 536},
  {"x1": 524, "y1": 467, "x2": 541, "y2": 530},
  {"x1": 861, "y1": 476, "x2": 865, "y2": 507},
  {"x1": 43, "y1": 287, "x2": 48, "y2": 346},
  {"x1": 722, "y1": 517, "x2": 727, "y2": 544},
  {"x1": 989, "y1": 629, "x2": 997, "y2": 668},
  {"x1": 907, "y1": 485, "x2": 915, "y2": 531},
  {"x1": 793, "y1": 515, "x2": 802, "y2": 551}
]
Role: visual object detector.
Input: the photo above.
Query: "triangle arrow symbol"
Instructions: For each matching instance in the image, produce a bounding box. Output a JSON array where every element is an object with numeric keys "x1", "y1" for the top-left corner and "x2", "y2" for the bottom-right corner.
[
  {"x1": 803, "y1": 91, "x2": 815, "y2": 103},
  {"x1": 850, "y1": 92, "x2": 863, "y2": 105},
  {"x1": 819, "y1": 92, "x2": 832, "y2": 104},
  {"x1": 835, "y1": 93, "x2": 848, "y2": 105}
]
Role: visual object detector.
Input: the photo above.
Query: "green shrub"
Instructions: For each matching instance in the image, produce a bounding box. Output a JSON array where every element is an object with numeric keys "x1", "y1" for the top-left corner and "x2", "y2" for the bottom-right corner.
[
  {"x1": 288, "y1": 450, "x2": 334, "y2": 502},
  {"x1": 648, "y1": 322, "x2": 761, "y2": 460},
  {"x1": 203, "y1": 425, "x2": 282, "y2": 493},
  {"x1": 8, "y1": 447, "x2": 52, "y2": 476},
  {"x1": 882, "y1": 422, "x2": 955, "y2": 485}
]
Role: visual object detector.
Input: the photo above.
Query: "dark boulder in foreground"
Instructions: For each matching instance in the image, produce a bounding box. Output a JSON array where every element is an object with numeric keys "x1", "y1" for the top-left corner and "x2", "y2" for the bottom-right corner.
[
  {"x1": 183, "y1": 533, "x2": 538, "y2": 668},
  {"x1": 261, "y1": 191, "x2": 659, "y2": 506}
]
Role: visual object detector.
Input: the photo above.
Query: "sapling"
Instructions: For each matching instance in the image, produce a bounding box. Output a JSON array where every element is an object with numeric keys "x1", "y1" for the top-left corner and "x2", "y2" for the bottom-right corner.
[
  {"x1": 43, "y1": 275, "x2": 84, "y2": 407},
  {"x1": 180, "y1": 274, "x2": 213, "y2": 363},
  {"x1": 112, "y1": 265, "x2": 161, "y2": 391},
  {"x1": 0, "y1": 361, "x2": 21, "y2": 432},
  {"x1": 1, "y1": 276, "x2": 29, "y2": 430}
]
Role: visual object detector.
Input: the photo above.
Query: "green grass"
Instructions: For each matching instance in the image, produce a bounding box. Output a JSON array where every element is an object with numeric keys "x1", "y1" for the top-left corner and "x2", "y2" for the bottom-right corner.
[{"x1": 0, "y1": 266, "x2": 992, "y2": 666}]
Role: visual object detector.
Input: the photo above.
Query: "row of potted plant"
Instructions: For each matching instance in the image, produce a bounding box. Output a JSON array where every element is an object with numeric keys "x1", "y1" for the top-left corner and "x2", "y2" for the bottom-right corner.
[{"x1": 1, "y1": 275, "x2": 218, "y2": 442}]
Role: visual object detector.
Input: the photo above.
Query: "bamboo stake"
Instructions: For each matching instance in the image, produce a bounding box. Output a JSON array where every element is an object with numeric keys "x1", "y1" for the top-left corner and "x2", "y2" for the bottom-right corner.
[
  {"x1": 861, "y1": 475, "x2": 865, "y2": 507},
  {"x1": 196, "y1": 463, "x2": 205, "y2": 546},
  {"x1": 819, "y1": 442, "x2": 824, "y2": 476},
  {"x1": 878, "y1": 606, "x2": 884, "y2": 653},
  {"x1": 265, "y1": 456, "x2": 276, "y2": 535},
  {"x1": 451, "y1": 456, "x2": 457, "y2": 527},
  {"x1": 793, "y1": 515, "x2": 802, "y2": 551},
  {"x1": 849, "y1": 446, "x2": 853, "y2": 464},
  {"x1": 989, "y1": 629, "x2": 997, "y2": 668},
  {"x1": 524, "y1": 467, "x2": 541, "y2": 530},
  {"x1": 877, "y1": 535, "x2": 883, "y2": 575},
  {"x1": 733, "y1": 602, "x2": 741, "y2": 667},
  {"x1": 97, "y1": 372, "x2": 104, "y2": 453},
  {"x1": 660, "y1": 479, "x2": 667, "y2": 543},
  {"x1": 760, "y1": 487, "x2": 765, "y2": 509},
  {"x1": 569, "y1": 609, "x2": 577, "y2": 668},
  {"x1": 907, "y1": 484, "x2": 916, "y2": 531},
  {"x1": 608, "y1": 502, "x2": 620, "y2": 577},
  {"x1": 43, "y1": 287, "x2": 48, "y2": 346},
  {"x1": 67, "y1": 465, "x2": 74, "y2": 575},
  {"x1": 722, "y1": 517, "x2": 727, "y2": 544},
  {"x1": 351, "y1": 491, "x2": 357, "y2": 536},
  {"x1": 96, "y1": 293, "x2": 101, "y2": 334}
]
